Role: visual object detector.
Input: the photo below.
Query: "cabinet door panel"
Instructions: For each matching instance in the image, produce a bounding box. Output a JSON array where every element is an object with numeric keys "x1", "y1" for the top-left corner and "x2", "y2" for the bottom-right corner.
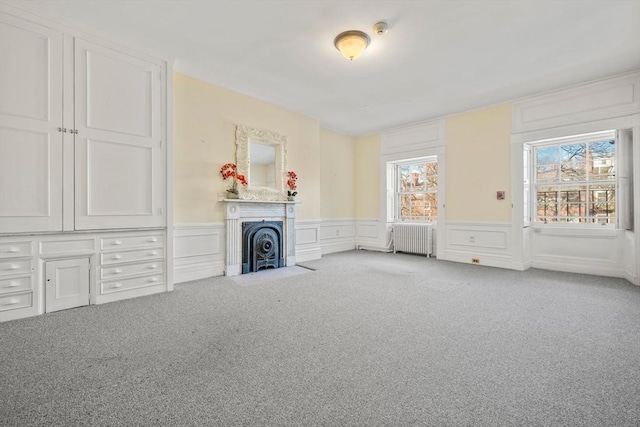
[
  {"x1": 87, "y1": 138, "x2": 153, "y2": 216},
  {"x1": 85, "y1": 51, "x2": 153, "y2": 138},
  {"x1": 74, "y1": 38, "x2": 165, "y2": 230},
  {"x1": 45, "y1": 258, "x2": 89, "y2": 313},
  {"x1": 0, "y1": 13, "x2": 63, "y2": 233}
]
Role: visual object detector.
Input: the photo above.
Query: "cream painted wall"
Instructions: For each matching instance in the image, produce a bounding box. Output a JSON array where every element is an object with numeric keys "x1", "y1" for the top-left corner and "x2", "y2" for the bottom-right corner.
[
  {"x1": 319, "y1": 128, "x2": 355, "y2": 218},
  {"x1": 174, "y1": 72, "x2": 320, "y2": 223},
  {"x1": 354, "y1": 134, "x2": 382, "y2": 219},
  {"x1": 445, "y1": 103, "x2": 512, "y2": 222}
]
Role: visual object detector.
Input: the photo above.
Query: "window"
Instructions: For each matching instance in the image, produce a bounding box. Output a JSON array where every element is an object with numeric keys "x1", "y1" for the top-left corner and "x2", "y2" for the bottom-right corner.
[
  {"x1": 527, "y1": 130, "x2": 620, "y2": 225},
  {"x1": 391, "y1": 157, "x2": 438, "y2": 222}
]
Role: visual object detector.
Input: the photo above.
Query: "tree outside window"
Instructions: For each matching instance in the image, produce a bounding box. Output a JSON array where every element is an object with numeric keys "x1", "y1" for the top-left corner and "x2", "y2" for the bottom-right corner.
[
  {"x1": 533, "y1": 134, "x2": 616, "y2": 225},
  {"x1": 397, "y1": 159, "x2": 438, "y2": 222}
]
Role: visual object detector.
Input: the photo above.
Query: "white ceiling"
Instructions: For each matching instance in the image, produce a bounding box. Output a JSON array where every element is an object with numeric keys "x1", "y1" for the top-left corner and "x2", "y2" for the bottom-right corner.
[{"x1": 5, "y1": 0, "x2": 640, "y2": 136}]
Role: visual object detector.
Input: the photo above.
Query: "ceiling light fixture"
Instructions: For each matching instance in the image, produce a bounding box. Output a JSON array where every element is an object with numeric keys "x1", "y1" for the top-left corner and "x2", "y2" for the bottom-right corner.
[{"x1": 334, "y1": 30, "x2": 370, "y2": 61}]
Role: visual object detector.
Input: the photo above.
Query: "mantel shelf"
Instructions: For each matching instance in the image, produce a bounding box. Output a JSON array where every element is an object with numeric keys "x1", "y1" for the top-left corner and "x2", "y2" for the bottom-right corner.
[{"x1": 222, "y1": 199, "x2": 299, "y2": 204}]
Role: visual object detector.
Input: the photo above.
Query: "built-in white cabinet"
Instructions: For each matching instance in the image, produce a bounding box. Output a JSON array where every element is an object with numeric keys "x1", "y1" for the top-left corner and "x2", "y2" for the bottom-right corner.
[
  {"x1": 0, "y1": 11, "x2": 166, "y2": 234},
  {"x1": 0, "y1": 14, "x2": 64, "y2": 233},
  {"x1": 0, "y1": 6, "x2": 172, "y2": 321}
]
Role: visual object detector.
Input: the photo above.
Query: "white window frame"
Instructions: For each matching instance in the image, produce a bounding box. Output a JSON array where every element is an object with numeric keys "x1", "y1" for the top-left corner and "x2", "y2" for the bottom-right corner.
[
  {"x1": 389, "y1": 156, "x2": 438, "y2": 223},
  {"x1": 525, "y1": 129, "x2": 620, "y2": 227}
]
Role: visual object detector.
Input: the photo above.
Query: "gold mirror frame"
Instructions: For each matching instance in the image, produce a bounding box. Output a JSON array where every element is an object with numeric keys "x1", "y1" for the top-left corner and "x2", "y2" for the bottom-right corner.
[{"x1": 236, "y1": 124, "x2": 287, "y2": 200}]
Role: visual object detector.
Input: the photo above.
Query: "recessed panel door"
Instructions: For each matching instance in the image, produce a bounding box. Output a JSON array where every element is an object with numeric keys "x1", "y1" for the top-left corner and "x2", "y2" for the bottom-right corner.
[
  {"x1": 0, "y1": 13, "x2": 64, "y2": 233},
  {"x1": 45, "y1": 258, "x2": 89, "y2": 312},
  {"x1": 73, "y1": 37, "x2": 165, "y2": 230}
]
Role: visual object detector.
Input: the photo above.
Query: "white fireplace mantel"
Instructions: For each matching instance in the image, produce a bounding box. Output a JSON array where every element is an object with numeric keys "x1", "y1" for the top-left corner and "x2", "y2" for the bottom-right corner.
[{"x1": 223, "y1": 200, "x2": 297, "y2": 276}]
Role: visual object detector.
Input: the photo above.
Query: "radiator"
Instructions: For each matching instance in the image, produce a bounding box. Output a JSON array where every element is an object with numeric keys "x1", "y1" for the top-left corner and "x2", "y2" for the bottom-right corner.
[{"x1": 393, "y1": 223, "x2": 432, "y2": 257}]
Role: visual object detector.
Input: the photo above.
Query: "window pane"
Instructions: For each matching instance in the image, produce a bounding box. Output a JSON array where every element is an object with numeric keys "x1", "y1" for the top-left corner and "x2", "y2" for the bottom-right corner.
[
  {"x1": 400, "y1": 164, "x2": 426, "y2": 191},
  {"x1": 589, "y1": 140, "x2": 615, "y2": 181},
  {"x1": 560, "y1": 143, "x2": 586, "y2": 181},
  {"x1": 536, "y1": 146, "x2": 562, "y2": 182},
  {"x1": 589, "y1": 186, "x2": 615, "y2": 224},
  {"x1": 426, "y1": 162, "x2": 438, "y2": 190}
]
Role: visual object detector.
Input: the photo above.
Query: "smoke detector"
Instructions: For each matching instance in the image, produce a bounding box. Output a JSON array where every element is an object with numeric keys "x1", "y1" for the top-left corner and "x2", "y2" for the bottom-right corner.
[{"x1": 373, "y1": 21, "x2": 388, "y2": 35}]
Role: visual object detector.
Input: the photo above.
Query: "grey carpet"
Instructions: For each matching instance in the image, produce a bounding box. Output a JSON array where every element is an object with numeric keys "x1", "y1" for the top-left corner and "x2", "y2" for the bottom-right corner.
[{"x1": 1, "y1": 250, "x2": 639, "y2": 426}]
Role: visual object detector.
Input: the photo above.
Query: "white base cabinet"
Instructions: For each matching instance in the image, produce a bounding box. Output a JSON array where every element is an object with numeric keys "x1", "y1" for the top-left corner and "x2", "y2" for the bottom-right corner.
[
  {"x1": 0, "y1": 5, "x2": 172, "y2": 321},
  {"x1": 0, "y1": 230, "x2": 167, "y2": 322}
]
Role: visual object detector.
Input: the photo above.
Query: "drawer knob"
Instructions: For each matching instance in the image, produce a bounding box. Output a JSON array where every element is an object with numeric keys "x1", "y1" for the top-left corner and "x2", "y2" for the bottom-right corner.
[
  {"x1": 4, "y1": 247, "x2": 20, "y2": 253},
  {"x1": 112, "y1": 268, "x2": 123, "y2": 274},
  {"x1": 5, "y1": 281, "x2": 20, "y2": 288},
  {"x1": 2, "y1": 298, "x2": 19, "y2": 305},
  {"x1": 148, "y1": 277, "x2": 159, "y2": 283},
  {"x1": 148, "y1": 264, "x2": 158, "y2": 269},
  {"x1": 112, "y1": 282, "x2": 123, "y2": 288},
  {"x1": 4, "y1": 264, "x2": 20, "y2": 270},
  {"x1": 148, "y1": 251, "x2": 158, "y2": 256},
  {"x1": 113, "y1": 240, "x2": 123, "y2": 245},
  {"x1": 113, "y1": 255, "x2": 122, "y2": 260},
  {"x1": 148, "y1": 237, "x2": 158, "y2": 243}
]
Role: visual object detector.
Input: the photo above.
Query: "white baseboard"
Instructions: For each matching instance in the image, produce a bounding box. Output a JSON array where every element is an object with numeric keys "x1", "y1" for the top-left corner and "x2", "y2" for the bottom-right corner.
[
  {"x1": 625, "y1": 272, "x2": 640, "y2": 287},
  {"x1": 532, "y1": 260, "x2": 626, "y2": 280},
  {"x1": 296, "y1": 246, "x2": 323, "y2": 263},
  {"x1": 174, "y1": 260, "x2": 225, "y2": 283},
  {"x1": 440, "y1": 250, "x2": 514, "y2": 270}
]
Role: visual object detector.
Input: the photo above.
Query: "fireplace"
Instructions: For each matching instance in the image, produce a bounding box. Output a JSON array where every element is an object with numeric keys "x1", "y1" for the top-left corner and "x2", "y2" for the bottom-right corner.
[
  {"x1": 223, "y1": 200, "x2": 296, "y2": 276},
  {"x1": 242, "y1": 221, "x2": 284, "y2": 273}
]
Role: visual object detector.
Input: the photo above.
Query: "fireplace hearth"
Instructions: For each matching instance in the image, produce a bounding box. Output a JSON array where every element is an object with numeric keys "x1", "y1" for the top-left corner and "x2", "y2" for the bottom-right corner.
[{"x1": 242, "y1": 221, "x2": 285, "y2": 274}]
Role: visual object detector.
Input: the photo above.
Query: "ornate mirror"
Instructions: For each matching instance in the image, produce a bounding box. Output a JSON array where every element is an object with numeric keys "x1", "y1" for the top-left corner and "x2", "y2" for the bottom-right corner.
[{"x1": 236, "y1": 125, "x2": 287, "y2": 200}]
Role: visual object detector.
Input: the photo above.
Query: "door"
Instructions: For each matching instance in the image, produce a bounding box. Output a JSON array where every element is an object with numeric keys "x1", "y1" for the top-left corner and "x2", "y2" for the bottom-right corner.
[
  {"x1": 45, "y1": 258, "x2": 89, "y2": 312},
  {"x1": 0, "y1": 13, "x2": 64, "y2": 233},
  {"x1": 73, "y1": 37, "x2": 166, "y2": 230}
]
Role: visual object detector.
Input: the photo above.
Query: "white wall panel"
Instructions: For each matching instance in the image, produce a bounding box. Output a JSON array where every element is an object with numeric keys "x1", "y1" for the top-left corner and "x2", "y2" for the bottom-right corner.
[
  {"x1": 320, "y1": 219, "x2": 356, "y2": 255},
  {"x1": 173, "y1": 224, "x2": 225, "y2": 283},
  {"x1": 513, "y1": 72, "x2": 640, "y2": 133},
  {"x1": 441, "y1": 222, "x2": 513, "y2": 269},
  {"x1": 295, "y1": 220, "x2": 321, "y2": 262}
]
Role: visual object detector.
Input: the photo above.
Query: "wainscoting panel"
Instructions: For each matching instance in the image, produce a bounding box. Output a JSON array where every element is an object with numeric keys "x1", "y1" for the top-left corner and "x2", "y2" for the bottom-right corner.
[
  {"x1": 512, "y1": 71, "x2": 639, "y2": 133},
  {"x1": 320, "y1": 219, "x2": 356, "y2": 255},
  {"x1": 295, "y1": 220, "x2": 322, "y2": 262},
  {"x1": 173, "y1": 224, "x2": 225, "y2": 283},
  {"x1": 624, "y1": 231, "x2": 638, "y2": 285},
  {"x1": 530, "y1": 227, "x2": 625, "y2": 278},
  {"x1": 441, "y1": 222, "x2": 513, "y2": 269},
  {"x1": 356, "y1": 218, "x2": 387, "y2": 251}
]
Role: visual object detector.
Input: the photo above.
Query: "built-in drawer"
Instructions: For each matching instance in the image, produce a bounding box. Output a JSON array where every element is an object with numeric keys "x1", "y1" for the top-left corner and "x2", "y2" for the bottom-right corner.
[
  {"x1": 0, "y1": 259, "x2": 32, "y2": 278},
  {"x1": 100, "y1": 248, "x2": 164, "y2": 266},
  {"x1": 0, "y1": 241, "x2": 32, "y2": 259},
  {"x1": 101, "y1": 234, "x2": 164, "y2": 251},
  {"x1": 101, "y1": 274, "x2": 164, "y2": 295},
  {"x1": 101, "y1": 261, "x2": 165, "y2": 279},
  {"x1": 0, "y1": 292, "x2": 32, "y2": 312},
  {"x1": 0, "y1": 276, "x2": 32, "y2": 295}
]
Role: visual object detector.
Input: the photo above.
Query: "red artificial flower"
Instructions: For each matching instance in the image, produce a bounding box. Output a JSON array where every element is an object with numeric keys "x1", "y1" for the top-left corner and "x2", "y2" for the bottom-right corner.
[
  {"x1": 220, "y1": 163, "x2": 239, "y2": 180},
  {"x1": 237, "y1": 174, "x2": 248, "y2": 186}
]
